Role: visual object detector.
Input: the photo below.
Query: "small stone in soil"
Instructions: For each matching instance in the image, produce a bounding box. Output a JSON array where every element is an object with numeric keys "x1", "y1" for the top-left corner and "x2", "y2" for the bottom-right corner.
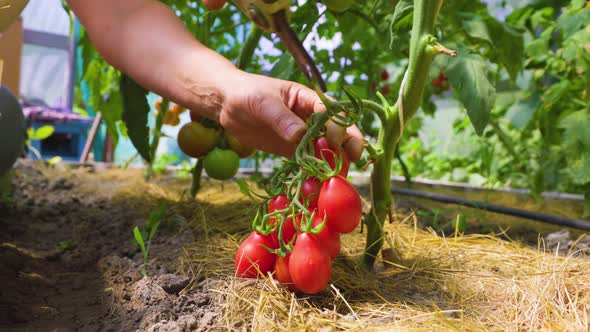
[{"x1": 156, "y1": 274, "x2": 191, "y2": 294}]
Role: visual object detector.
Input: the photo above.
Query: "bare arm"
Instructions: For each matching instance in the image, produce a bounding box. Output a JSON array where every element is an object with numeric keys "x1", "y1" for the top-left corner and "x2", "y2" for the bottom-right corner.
[{"x1": 69, "y1": 0, "x2": 233, "y2": 120}]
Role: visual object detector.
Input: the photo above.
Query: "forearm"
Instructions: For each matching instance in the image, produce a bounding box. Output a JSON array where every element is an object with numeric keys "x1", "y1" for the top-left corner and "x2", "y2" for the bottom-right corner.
[{"x1": 69, "y1": 0, "x2": 237, "y2": 120}]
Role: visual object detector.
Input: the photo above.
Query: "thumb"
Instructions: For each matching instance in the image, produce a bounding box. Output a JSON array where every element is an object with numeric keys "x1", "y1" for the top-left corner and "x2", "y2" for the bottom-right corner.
[
  {"x1": 258, "y1": 98, "x2": 307, "y2": 144},
  {"x1": 202, "y1": 0, "x2": 227, "y2": 10}
]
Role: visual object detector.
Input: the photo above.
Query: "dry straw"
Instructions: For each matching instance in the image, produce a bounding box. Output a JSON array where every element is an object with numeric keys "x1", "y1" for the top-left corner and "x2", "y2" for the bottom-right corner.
[{"x1": 49, "y1": 165, "x2": 590, "y2": 331}]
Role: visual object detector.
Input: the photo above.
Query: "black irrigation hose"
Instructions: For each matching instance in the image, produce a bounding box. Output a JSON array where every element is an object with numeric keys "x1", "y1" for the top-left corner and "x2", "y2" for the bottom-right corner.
[{"x1": 391, "y1": 188, "x2": 590, "y2": 232}]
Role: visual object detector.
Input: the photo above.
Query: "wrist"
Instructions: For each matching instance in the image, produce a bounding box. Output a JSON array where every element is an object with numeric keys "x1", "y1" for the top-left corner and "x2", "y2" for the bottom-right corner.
[{"x1": 176, "y1": 48, "x2": 242, "y2": 122}]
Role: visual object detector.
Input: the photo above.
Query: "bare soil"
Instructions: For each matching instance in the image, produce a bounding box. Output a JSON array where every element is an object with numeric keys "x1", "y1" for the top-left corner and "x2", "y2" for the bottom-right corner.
[{"x1": 0, "y1": 161, "x2": 218, "y2": 332}]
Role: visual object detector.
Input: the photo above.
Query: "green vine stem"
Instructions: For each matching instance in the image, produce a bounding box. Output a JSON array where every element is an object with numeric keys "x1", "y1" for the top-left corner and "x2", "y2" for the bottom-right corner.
[
  {"x1": 145, "y1": 99, "x2": 168, "y2": 181},
  {"x1": 363, "y1": 0, "x2": 456, "y2": 268},
  {"x1": 190, "y1": 158, "x2": 204, "y2": 198}
]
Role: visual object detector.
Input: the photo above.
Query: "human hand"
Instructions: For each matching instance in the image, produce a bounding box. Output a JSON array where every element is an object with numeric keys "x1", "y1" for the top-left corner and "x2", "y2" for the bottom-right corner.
[{"x1": 192, "y1": 69, "x2": 364, "y2": 162}]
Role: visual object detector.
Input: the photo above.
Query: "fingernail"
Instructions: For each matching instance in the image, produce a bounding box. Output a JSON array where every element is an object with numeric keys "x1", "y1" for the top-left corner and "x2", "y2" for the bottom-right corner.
[{"x1": 344, "y1": 137, "x2": 364, "y2": 162}]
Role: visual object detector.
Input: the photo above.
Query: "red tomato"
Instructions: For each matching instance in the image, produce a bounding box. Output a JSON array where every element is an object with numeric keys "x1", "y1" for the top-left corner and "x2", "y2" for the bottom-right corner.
[
  {"x1": 269, "y1": 194, "x2": 289, "y2": 214},
  {"x1": 300, "y1": 177, "x2": 321, "y2": 210},
  {"x1": 317, "y1": 176, "x2": 362, "y2": 234},
  {"x1": 274, "y1": 254, "x2": 297, "y2": 291},
  {"x1": 313, "y1": 137, "x2": 349, "y2": 177},
  {"x1": 380, "y1": 70, "x2": 389, "y2": 81},
  {"x1": 289, "y1": 233, "x2": 332, "y2": 294},
  {"x1": 268, "y1": 194, "x2": 297, "y2": 245},
  {"x1": 234, "y1": 232, "x2": 276, "y2": 278},
  {"x1": 271, "y1": 217, "x2": 298, "y2": 246},
  {"x1": 311, "y1": 214, "x2": 340, "y2": 260}
]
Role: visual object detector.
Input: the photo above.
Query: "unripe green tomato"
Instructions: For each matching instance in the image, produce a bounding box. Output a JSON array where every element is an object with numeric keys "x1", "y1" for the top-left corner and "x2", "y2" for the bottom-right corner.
[
  {"x1": 203, "y1": 148, "x2": 240, "y2": 180},
  {"x1": 0, "y1": 86, "x2": 26, "y2": 176},
  {"x1": 226, "y1": 134, "x2": 256, "y2": 158},
  {"x1": 177, "y1": 122, "x2": 220, "y2": 158},
  {"x1": 322, "y1": 0, "x2": 355, "y2": 13}
]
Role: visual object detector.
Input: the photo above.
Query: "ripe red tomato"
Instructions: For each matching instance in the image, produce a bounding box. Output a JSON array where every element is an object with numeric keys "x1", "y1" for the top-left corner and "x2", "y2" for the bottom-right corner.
[
  {"x1": 235, "y1": 232, "x2": 276, "y2": 278},
  {"x1": 432, "y1": 71, "x2": 449, "y2": 91},
  {"x1": 311, "y1": 214, "x2": 340, "y2": 260},
  {"x1": 274, "y1": 254, "x2": 297, "y2": 291},
  {"x1": 269, "y1": 194, "x2": 289, "y2": 214},
  {"x1": 300, "y1": 177, "x2": 321, "y2": 210},
  {"x1": 317, "y1": 176, "x2": 362, "y2": 234},
  {"x1": 289, "y1": 232, "x2": 332, "y2": 294},
  {"x1": 313, "y1": 137, "x2": 349, "y2": 177},
  {"x1": 268, "y1": 194, "x2": 297, "y2": 246},
  {"x1": 177, "y1": 122, "x2": 220, "y2": 158},
  {"x1": 380, "y1": 70, "x2": 389, "y2": 81}
]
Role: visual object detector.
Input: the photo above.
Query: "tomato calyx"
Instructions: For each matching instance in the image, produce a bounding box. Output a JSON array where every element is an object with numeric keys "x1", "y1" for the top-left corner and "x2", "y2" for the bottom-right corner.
[{"x1": 294, "y1": 209, "x2": 327, "y2": 235}]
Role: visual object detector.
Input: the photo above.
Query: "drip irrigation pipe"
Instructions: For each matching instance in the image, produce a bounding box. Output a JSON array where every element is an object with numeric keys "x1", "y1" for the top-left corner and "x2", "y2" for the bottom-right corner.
[{"x1": 391, "y1": 187, "x2": 590, "y2": 231}]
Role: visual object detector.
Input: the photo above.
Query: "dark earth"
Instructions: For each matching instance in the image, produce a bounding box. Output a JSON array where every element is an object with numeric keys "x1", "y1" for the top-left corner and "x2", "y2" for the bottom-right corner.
[{"x1": 0, "y1": 161, "x2": 218, "y2": 332}]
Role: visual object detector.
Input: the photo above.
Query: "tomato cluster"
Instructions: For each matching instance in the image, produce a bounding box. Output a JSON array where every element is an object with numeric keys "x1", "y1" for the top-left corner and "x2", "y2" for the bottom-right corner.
[
  {"x1": 234, "y1": 137, "x2": 362, "y2": 294},
  {"x1": 169, "y1": 100, "x2": 256, "y2": 181}
]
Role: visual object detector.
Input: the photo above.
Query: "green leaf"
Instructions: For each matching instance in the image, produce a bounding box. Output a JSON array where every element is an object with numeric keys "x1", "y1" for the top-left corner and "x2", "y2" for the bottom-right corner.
[
  {"x1": 133, "y1": 226, "x2": 146, "y2": 256},
  {"x1": 506, "y1": 94, "x2": 540, "y2": 130},
  {"x1": 148, "y1": 221, "x2": 160, "y2": 242},
  {"x1": 486, "y1": 18, "x2": 524, "y2": 81},
  {"x1": 525, "y1": 38, "x2": 550, "y2": 62},
  {"x1": 556, "y1": 8, "x2": 590, "y2": 39},
  {"x1": 389, "y1": 0, "x2": 413, "y2": 47},
  {"x1": 120, "y1": 74, "x2": 152, "y2": 162},
  {"x1": 269, "y1": 54, "x2": 295, "y2": 80},
  {"x1": 446, "y1": 52, "x2": 496, "y2": 136},
  {"x1": 29, "y1": 125, "x2": 55, "y2": 140},
  {"x1": 461, "y1": 14, "x2": 492, "y2": 44},
  {"x1": 236, "y1": 178, "x2": 257, "y2": 201}
]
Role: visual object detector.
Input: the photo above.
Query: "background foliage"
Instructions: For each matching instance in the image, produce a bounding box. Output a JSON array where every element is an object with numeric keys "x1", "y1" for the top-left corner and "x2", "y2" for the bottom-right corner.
[{"x1": 73, "y1": 0, "x2": 590, "y2": 216}]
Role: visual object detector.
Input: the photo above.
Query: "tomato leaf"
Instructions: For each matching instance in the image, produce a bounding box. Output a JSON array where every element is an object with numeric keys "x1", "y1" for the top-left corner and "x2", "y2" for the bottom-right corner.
[
  {"x1": 556, "y1": 8, "x2": 590, "y2": 38},
  {"x1": 446, "y1": 52, "x2": 496, "y2": 136},
  {"x1": 269, "y1": 53, "x2": 295, "y2": 80},
  {"x1": 120, "y1": 74, "x2": 152, "y2": 162},
  {"x1": 389, "y1": 0, "x2": 413, "y2": 47},
  {"x1": 506, "y1": 93, "x2": 540, "y2": 130}
]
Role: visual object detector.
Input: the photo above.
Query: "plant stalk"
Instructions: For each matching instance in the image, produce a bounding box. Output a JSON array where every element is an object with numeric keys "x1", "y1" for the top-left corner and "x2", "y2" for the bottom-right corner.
[{"x1": 363, "y1": 0, "x2": 443, "y2": 268}]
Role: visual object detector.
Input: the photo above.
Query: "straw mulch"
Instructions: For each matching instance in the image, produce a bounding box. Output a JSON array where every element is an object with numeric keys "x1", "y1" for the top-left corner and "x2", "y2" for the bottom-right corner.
[{"x1": 177, "y1": 180, "x2": 590, "y2": 331}]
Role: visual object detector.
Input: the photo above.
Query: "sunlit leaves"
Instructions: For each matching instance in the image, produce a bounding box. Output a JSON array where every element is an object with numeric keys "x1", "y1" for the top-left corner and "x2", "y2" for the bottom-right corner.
[{"x1": 446, "y1": 52, "x2": 496, "y2": 136}]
